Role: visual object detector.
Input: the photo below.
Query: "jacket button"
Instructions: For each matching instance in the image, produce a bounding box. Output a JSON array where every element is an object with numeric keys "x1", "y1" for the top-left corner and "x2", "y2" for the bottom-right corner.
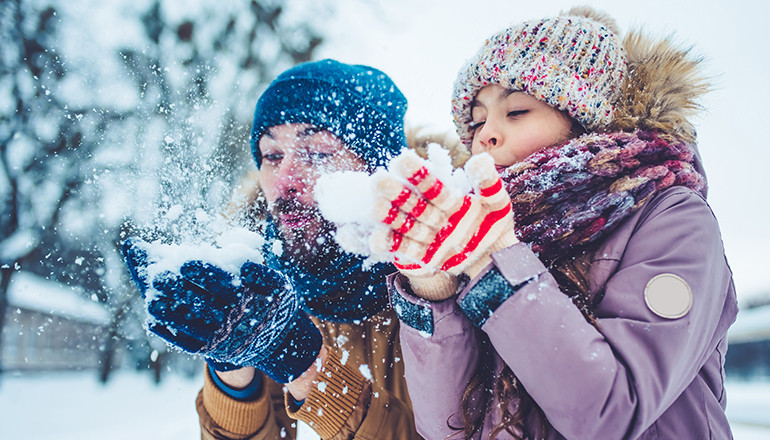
[{"x1": 644, "y1": 273, "x2": 693, "y2": 319}]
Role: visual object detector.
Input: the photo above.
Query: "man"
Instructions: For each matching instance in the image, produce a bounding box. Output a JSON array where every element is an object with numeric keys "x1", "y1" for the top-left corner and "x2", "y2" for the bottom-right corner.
[{"x1": 123, "y1": 59, "x2": 423, "y2": 439}]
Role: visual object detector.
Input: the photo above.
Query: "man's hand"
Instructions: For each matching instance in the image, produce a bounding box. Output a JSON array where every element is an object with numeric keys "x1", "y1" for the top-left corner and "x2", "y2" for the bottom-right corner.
[
  {"x1": 284, "y1": 345, "x2": 329, "y2": 401},
  {"x1": 215, "y1": 366, "x2": 257, "y2": 389},
  {"x1": 122, "y1": 239, "x2": 322, "y2": 384}
]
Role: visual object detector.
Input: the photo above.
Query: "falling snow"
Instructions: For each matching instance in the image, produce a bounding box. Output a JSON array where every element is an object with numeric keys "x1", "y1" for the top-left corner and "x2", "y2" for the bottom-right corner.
[{"x1": 358, "y1": 364, "x2": 372, "y2": 381}]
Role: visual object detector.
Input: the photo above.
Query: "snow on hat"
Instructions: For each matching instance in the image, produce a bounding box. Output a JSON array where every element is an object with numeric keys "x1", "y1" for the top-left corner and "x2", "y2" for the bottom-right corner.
[
  {"x1": 251, "y1": 59, "x2": 408, "y2": 169},
  {"x1": 452, "y1": 8, "x2": 627, "y2": 148}
]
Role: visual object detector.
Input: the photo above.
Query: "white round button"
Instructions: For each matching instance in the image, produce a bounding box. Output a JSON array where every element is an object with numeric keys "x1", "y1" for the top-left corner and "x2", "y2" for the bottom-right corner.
[{"x1": 644, "y1": 274, "x2": 693, "y2": 319}]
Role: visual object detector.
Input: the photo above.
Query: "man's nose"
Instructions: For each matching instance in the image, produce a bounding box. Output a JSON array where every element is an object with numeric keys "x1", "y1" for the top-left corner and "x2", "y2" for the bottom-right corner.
[
  {"x1": 276, "y1": 155, "x2": 309, "y2": 195},
  {"x1": 274, "y1": 156, "x2": 304, "y2": 196}
]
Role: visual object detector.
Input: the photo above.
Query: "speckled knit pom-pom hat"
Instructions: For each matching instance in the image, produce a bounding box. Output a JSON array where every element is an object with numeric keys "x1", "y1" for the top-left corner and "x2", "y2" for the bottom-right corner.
[{"x1": 452, "y1": 7, "x2": 628, "y2": 148}]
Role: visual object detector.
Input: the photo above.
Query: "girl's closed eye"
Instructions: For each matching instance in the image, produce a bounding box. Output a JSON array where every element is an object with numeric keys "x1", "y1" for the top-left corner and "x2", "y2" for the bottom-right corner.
[
  {"x1": 469, "y1": 120, "x2": 485, "y2": 131},
  {"x1": 507, "y1": 110, "x2": 528, "y2": 118}
]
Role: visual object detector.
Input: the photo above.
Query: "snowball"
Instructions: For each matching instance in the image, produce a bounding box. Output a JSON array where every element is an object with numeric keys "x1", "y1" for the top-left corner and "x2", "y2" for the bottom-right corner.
[
  {"x1": 425, "y1": 143, "x2": 455, "y2": 186},
  {"x1": 315, "y1": 171, "x2": 376, "y2": 224},
  {"x1": 313, "y1": 146, "x2": 473, "y2": 260}
]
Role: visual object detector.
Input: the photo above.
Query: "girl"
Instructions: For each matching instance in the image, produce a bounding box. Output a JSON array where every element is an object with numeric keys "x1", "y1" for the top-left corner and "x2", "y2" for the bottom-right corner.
[{"x1": 379, "y1": 6, "x2": 737, "y2": 440}]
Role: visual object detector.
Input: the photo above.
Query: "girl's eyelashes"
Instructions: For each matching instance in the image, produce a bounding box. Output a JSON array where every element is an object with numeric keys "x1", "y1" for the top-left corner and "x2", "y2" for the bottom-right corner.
[
  {"x1": 507, "y1": 110, "x2": 528, "y2": 118},
  {"x1": 469, "y1": 120, "x2": 485, "y2": 131},
  {"x1": 470, "y1": 110, "x2": 528, "y2": 131}
]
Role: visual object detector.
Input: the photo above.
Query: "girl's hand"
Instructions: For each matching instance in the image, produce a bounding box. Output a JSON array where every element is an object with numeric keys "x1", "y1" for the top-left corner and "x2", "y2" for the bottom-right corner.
[{"x1": 371, "y1": 151, "x2": 519, "y2": 293}]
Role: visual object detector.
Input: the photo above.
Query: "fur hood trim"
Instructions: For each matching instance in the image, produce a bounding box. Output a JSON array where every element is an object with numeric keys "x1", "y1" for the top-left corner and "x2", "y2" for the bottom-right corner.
[
  {"x1": 405, "y1": 127, "x2": 469, "y2": 168},
  {"x1": 610, "y1": 31, "x2": 711, "y2": 144}
]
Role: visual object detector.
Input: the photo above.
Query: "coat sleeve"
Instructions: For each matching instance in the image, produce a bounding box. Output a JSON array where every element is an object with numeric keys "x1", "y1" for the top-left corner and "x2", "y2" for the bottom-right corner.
[
  {"x1": 459, "y1": 188, "x2": 736, "y2": 439},
  {"x1": 286, "y1": 348, "x2": 418, "y2": 440},
  {"x1": 197, "y1": 366, "x2": 297, "y2": 440},
  {"x1": 197, "y1": 348, "x2": 418, "y2": 440},
  {"x1": 388, "y1": 273, "x2": 481, "y2": 439}
]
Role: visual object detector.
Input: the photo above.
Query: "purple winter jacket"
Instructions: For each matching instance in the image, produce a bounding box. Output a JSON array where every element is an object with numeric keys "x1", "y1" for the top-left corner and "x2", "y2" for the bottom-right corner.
[{"x1": 389, "y1": 186, "x2": 738, "y2": 439}]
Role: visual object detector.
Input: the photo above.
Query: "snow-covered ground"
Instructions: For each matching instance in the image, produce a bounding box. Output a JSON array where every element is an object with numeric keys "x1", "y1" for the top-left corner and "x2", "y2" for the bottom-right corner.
[
  {"x1": 725, "y1": 379, "x2": 770, "y2": 439},
  {"x1": 0, "y1": 371, "x2": 767, "y2": 439},
  {"x1": 0, "y1": 370, "x2": 321, "y2": 440}
]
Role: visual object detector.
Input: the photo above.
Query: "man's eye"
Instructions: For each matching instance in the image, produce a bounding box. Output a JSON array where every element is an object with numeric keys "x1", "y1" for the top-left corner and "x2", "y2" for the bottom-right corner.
[
  {"x1": 305, "y1": 152, "x2": 332, "y2": 163},
  {"x1": 262, "y1": 153, "x2": 283, "y2": 164}
]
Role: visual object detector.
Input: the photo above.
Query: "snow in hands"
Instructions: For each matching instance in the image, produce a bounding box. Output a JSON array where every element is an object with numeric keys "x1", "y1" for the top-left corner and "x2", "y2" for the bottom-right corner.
[
  {"x1": 316, "y1": 143, "x2": 507, "y2": 275},
  {"x1": 131, "y1": 227, "x2": 266, "y2": 304}
]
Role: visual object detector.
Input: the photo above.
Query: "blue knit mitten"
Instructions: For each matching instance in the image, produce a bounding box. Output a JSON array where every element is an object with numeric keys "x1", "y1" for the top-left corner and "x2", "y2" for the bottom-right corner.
[{"x1": 122, "y1": 238, "x2": 323, "y2": 383}]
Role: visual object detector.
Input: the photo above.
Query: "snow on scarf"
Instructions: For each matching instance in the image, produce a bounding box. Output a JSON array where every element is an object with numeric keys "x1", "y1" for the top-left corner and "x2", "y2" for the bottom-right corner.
[{"x1": 500, "y1": 129, "x2": 706, "y2": 261}]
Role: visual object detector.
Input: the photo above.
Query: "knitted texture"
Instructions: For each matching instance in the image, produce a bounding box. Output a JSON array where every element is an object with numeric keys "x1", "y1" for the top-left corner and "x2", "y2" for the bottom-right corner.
[
  {"x1": 452, "y1": 12, "x2": 627, "y2": 147},
  {"x1": 288, "y1": 349, "x2": 367, "y2": 439},
  {"x1": 458, "y1": 267, "x2": 532, "y2": 328},
  {"x1": 500, "y1": 129, "x2": 706, "y2": 261},
  {"x1": 262, "y1": 217, "x2": 393, "y2": 323},
  {"x1": 201, "y1": 366, "x2": 272, "y2": 436},
  {"x1": 251, "y1": 59, "x2": 408, "y2": 170},
  {"x1": 121, "y1": 239, "x2": 323, "y2": 384},
  {"x1": 403, "y1": 272, "x2": 458, "y2": 302},
  {"x1": 390, "y1": 281, "x2": 435, "y2": 334},
  {"x1": 369, "y1": 151, "x2": 518, "y2": 281}
]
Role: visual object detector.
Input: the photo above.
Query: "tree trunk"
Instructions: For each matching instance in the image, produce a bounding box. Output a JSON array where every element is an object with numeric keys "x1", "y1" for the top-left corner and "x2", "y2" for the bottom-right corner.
[
  {"x1": 98, "y1": 298, "x2": 130, "y2": 383},
  {"x1": 0, "y1": 265, "x2": 14, "y2": 384}
]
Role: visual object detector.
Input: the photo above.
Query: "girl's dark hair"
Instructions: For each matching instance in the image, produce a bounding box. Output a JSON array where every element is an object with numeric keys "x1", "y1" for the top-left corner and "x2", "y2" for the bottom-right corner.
[{"x1": 451, "y1": 251, "x2": 597, "y2": 439}]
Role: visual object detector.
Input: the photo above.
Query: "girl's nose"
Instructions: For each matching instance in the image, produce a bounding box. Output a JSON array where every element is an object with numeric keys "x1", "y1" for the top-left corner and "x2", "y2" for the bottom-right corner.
[{"x1": 478, "y1": 120, "x2": 502, "y2": 150}]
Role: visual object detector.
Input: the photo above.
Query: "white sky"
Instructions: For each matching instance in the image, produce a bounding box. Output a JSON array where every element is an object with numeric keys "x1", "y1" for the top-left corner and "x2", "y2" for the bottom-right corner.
[{"x1": 316, "y1": 0, "x2": 770, "y2": 303}]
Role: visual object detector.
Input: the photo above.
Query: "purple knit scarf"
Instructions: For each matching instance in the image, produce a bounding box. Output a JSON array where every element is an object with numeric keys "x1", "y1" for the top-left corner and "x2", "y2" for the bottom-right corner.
[{"x1": 499, "y1": 129, "x2": 706, "y2": 261}]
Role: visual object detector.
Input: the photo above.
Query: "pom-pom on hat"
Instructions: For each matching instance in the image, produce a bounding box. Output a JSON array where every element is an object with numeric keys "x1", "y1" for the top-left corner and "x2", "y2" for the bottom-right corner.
[
  {"x1": 251, "y1": 59, "x2": 408, "y2": 170},
  {"x1": 452, "y1": 8, "x2": 628, "y2": 148}
]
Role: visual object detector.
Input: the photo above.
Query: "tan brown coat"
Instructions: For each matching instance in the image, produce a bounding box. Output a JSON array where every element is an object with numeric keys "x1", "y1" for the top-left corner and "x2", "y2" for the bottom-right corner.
[{"x1": 195, "y1": 130, "x2": 464, "y2": 440}]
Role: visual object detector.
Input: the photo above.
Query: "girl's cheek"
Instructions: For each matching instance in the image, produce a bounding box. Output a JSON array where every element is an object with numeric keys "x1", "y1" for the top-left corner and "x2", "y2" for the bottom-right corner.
[{"x1": 470, "y1": 140, "x2": 484, "y2": 156}]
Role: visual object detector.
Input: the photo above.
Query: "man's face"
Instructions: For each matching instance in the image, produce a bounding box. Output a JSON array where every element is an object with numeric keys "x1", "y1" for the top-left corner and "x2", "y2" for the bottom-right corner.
[{"x1": 258, "y1": 123, "x2": 368, "y2": 267}]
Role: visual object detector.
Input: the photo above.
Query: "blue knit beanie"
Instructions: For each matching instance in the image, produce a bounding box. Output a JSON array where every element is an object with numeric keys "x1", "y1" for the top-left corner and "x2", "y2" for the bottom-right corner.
[{"x1": 251, "y1": 59, "x2": 408, "y2": 170}]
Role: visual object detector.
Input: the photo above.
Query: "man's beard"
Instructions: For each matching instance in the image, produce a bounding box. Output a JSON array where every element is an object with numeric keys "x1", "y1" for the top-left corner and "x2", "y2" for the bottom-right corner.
[{"x1": 269, "y1": 197, "x2": 345, "y2": 275}]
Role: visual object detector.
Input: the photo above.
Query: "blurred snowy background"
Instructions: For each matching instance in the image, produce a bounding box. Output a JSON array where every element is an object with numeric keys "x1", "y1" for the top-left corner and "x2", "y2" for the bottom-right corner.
[{"x1": 1, "y1": 0, "x2": 768, "y2": 438}]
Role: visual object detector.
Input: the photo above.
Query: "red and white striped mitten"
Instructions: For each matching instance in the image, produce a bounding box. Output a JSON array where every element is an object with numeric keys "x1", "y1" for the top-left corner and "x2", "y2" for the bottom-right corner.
[{"x1": 371, "y1": 151, "x2": 519, "y2": 300}]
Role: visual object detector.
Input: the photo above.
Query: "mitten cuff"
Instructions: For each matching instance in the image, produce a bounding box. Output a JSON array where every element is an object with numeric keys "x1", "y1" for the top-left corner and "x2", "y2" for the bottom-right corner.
[
  {"x1": 406, "y1": 271, "x2": 459, "y2": 301},
  {"x1": 464, "y1": 229, "x2": 520, "y2": 279},
  {"x1": 288, "y1": 349, "x2": 367, "y2": 439},
  {"x1": 202, "y1": 366, "x2": 272, "y2": 436},
  {"x1": 255, "y1": 313, "x2": 323, "y2": 384}
]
